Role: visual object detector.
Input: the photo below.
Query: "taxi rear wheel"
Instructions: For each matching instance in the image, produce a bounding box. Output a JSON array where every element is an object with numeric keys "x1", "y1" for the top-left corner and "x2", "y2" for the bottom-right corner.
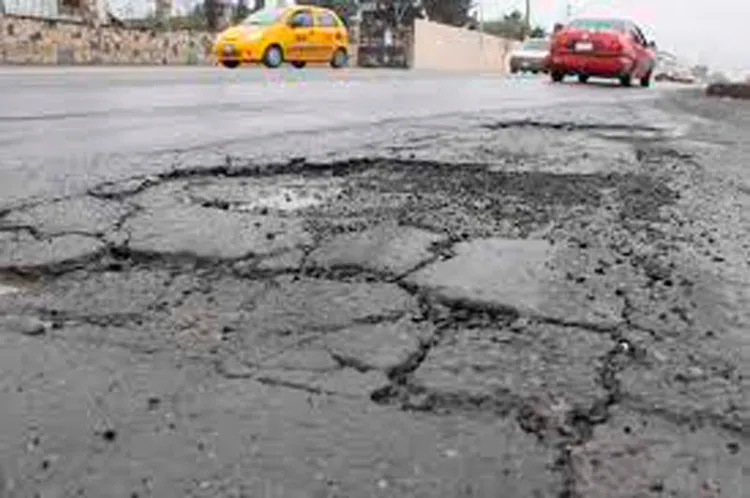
[
  {"x1": 221, "y1": 60, "x2": 239, "y2": 69},
  {"x1": 330, "y1": 48, "x2": 348, "y2": 69},
  {"x1": 262, "y1": 45, "x2": 283, "y2": 68},
  {"x1": 291, "y1": 61, "x2": 307, "y2": 69}
]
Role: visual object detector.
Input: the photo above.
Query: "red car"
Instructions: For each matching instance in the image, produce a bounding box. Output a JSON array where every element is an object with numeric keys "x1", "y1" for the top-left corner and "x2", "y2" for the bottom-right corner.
[{"x1": 546, "y1": 17, "x2": 657, "y2": 87}]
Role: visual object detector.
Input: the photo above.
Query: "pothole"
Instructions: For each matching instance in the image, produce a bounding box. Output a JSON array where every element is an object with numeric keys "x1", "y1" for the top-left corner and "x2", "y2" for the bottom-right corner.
[{"x1": 187, "y1": 175, "x2": 344, "y2": 213}]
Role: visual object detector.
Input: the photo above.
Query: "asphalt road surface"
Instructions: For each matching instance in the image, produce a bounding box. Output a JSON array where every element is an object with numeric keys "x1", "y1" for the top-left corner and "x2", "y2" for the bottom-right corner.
[{"x1": 0, "y1": 68, "x2": 748, "y2": 497}]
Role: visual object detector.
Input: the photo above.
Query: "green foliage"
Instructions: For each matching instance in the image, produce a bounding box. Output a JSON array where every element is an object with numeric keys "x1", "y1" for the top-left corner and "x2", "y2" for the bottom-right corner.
[
  {"x1": 421, "y1": 0, "x2": 473, "y2": 26},
  {"x1": 529, "y1": 25, "x2": 546, "y2": 38},
  {"x1": 233, "y1": 0, "x2": 251, "y2": 24},
  {"x1": 482, "y1": 9, "x2": 545, "y2": 41}
]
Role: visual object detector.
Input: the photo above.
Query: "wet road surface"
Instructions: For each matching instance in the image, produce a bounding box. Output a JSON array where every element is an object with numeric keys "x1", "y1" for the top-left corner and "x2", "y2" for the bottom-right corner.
[
  {"x1": 1, "y1": 67, "x2": 674, "y2": 207},
  {"x1": 0, "y1": 68, "x2": 747, "y2": 497}
]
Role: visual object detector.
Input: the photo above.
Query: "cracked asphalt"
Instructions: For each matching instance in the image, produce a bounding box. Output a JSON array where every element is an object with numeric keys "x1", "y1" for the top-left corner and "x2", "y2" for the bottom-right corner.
[{"x1": 0, "y1": 69, "x2": 748, "y2": 497}]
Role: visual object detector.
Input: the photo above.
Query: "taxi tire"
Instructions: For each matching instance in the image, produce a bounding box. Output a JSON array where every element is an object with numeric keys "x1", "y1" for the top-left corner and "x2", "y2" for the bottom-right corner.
[
  {"x1": 291, "y1": 61, "x2": 307, "y2": 69},
  {"x1": 221, "y1": 61, "x2": 239, "y2": 69},
  {"x1": 262, "y1": 45, "x2": 284, "y2": 68},
  {"x1": 330, "y1": 48, "x2": 348, "y2": 69}
]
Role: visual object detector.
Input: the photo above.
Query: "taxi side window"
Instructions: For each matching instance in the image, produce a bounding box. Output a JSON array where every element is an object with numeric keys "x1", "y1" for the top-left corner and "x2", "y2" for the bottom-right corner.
[
  {"x1": 318, "y1": 12, "x2": 338, "y2": 28},
  {"x1": 289, "y1": 10, "x2": 313, "y2": 28}
]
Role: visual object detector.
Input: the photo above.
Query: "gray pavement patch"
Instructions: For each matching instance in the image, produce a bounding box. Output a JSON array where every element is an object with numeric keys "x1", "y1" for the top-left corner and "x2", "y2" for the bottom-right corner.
[
  {"x1": 0, "y1": 282, "x2": 18, "y2": 296},
  {"x1": 324, "y1": 319, "x2": 433, "y2": 374},
  {"x1": 256, "y1": 248, "x2": 306, "y2": 272},
  {"x1": 233, "y1": 248, "x2": 307, "y2": 276},
  {"x1": 0, "y1": 319, "x2": 564, "y2": 497},
  {"x1": 186, "y1": 175, "x2": 344, "y2": 212},
  {"x1": 405, "y1": 238, "x2": 623, "y2": 328},
  {"x1": 4, "y1": 269, "x2": 173, "y2": 320},
  {"x1": 47, "y1": 322, "x2": 179, "y2": 354},
  {"x1": 128, "y1": 180, "x2": 191, "y2": 210},
  {"x1": 1, "y1": 196, "x2": 131, "y2": 236},
  {"x1": 243, "y1": 276, "x2": 417, "y2": 335},
  {"x1": 618, "y1": 334, "x2": 747, "y2": 436},
  {"x1": 123, "y1": 206, "x2": 312, "y2": 260},
  {"x1": 485, "y1": 129, "x2": 637, "y2": 175},
  {"x1": 256, "y1": 369, "x2": 390, "y2": 399},
  {"x1": 219, "y1": 277, "x2": 418, "y2": 370},
  {"x1": 568, "y1": 408, "x2": 747, "y2": 498},
  {"x1": 307, "y1": 222, "x2": 447, "y2": 277},
  {"x1": 0, "y1": 315, "x2": 51, "y2": 336},
  {"x1": 0, "y1": 231, "x2": 104, "y2": 271},
  {"x1": 88, "y1": 176, "x2": 159, "y2": 199},
  {"x1": 409, "y1": 324, "x2": 612, "y2": 416}
]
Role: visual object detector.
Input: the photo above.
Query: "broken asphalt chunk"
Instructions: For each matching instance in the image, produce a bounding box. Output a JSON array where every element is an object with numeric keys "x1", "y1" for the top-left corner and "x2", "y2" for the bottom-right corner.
[
  {"x1": 122, "y1": 206, "x2": 312, "y2": 260},
  {"x1": 0, "y1": 315, "x2": 50, "y2": 336},
  {"x1": 0, "y1": 231, "x2": 104, "y2": 271},
  {"x1": 307, "y1": 222, "x2": 447, "y2": 276},
  {"x1": 1, "y1": 197, "x2": 130, "y2": 236},
  {"x1": 404, "y1": 237, "x2": 623, "y2": 327}
]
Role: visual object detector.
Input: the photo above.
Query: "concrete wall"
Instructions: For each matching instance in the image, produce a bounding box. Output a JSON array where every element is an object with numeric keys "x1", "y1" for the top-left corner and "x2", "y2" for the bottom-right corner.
[{"x1": 411, "y1": 19, "x2": 519, "y2": 73}]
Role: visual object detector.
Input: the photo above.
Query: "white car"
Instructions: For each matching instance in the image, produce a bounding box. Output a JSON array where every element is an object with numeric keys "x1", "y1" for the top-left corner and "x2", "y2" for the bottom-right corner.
[{"x1": 509, "y1": 38, "x2": 550, "y2": 74}]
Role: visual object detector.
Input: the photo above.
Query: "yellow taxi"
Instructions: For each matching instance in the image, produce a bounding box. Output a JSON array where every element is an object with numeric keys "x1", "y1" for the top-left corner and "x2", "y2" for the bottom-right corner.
[{"x1": 213, "y1": 5, "x2": 350, "y2": 69}]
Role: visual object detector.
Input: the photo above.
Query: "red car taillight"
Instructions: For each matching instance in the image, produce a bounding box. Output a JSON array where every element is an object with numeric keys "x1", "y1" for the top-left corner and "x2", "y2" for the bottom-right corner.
[
  {"x1": 551, "y1": 33, "x2": 566, "y2": 52},
  {"x1": 609, "y1": 39, "x2": 623, "y2": 51}
]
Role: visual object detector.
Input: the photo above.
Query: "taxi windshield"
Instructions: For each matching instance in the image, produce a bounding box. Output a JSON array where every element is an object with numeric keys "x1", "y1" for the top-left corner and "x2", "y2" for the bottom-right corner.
[{"x1": 242, "y1": 8, "x2": 285, "y2": 26}]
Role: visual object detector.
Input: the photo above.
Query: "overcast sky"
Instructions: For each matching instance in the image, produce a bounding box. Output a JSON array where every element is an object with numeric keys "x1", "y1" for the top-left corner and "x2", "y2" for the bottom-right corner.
[{"x1": 480, "y1": 0, "x2": 747, "y2": 75}]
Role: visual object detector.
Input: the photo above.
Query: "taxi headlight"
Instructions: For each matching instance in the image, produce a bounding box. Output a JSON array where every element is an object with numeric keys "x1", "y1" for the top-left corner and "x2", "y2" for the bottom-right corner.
[{"x1": 245, "y1": 32, "x2": 263, "y2": 41}]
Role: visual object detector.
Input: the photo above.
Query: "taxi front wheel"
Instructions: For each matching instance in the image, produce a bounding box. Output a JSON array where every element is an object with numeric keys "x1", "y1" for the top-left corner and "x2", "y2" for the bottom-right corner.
[
  {"x1": 330, "y1": 48, "x2": 348, "y2": 69},
  {"x1": 262, "y1": 45, "x2": 283, "y2": 68}
]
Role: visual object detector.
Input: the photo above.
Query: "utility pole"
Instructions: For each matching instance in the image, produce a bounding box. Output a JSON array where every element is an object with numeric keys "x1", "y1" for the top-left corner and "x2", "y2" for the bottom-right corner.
[{"x1": 524, "y1": 0, "x2": 531, "y2": 39}]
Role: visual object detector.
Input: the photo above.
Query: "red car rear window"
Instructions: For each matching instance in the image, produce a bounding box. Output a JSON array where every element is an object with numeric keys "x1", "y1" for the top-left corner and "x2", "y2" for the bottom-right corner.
[{"x1": 568, "y1": 18, "x2": 627, "y2": 33}]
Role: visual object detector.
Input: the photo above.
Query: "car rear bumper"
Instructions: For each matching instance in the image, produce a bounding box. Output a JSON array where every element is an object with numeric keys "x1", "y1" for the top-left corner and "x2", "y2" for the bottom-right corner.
[
  {"x1": 548, "y1": 53, "x2": 635, "y2": 77},
  {"x1": 509, "y1": 56, "x2": 547, "y2": 72}
]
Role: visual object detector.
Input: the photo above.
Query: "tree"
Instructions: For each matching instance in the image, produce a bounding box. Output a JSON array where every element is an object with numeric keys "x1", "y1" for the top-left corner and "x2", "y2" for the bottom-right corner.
[
  {"x1": 420, "y1": 0, "x2": 473, "y2": 26},
  {"x1": 233, "y1": 0, "x2": 251, "y2": 23},
  {"x1": 482, "y1": 9, "x2": 544, "y2": 40},
  {"x1": 204, "y1": 0, "x2": 221, "y2": 31},
  {"x1": 529, "y1": 25, "x2": 546, "y2": 38}
]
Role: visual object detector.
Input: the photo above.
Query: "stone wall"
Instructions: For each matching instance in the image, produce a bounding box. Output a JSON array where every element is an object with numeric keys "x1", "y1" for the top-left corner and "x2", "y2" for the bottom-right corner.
[
  {"x1": 0, "y1": 14, "x2": 216, "y2": 65},
  {"x1": 0, "y1": 14, "x2": 359, "y2": 66}
]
